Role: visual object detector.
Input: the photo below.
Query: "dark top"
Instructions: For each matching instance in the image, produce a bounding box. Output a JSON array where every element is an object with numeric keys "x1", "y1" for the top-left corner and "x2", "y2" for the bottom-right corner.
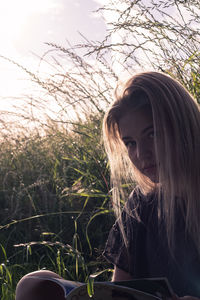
[{"x1": 103, "y1": 189, "x2": 200, "y2": 297}]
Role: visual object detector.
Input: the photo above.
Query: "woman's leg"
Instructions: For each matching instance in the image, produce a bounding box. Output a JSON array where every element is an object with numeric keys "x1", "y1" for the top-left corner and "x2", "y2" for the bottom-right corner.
[{"x1": 15, "y1": 270, "x2": 66, "y2": 300}]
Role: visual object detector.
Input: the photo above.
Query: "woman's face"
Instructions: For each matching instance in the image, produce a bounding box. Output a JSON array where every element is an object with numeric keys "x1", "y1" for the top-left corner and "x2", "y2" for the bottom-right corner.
[{"x1": 118, "y1": 106, "x2": 158, "y2": 183}]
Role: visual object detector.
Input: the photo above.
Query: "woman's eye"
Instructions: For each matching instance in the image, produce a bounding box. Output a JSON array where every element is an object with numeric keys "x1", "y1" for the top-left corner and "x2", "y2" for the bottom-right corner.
[
  {"x1": 125, "y1": 141, "x2": 136, "y2": 148},
  {"x1": 148, "y1": 131, "x2": 154, "y2": 138}
]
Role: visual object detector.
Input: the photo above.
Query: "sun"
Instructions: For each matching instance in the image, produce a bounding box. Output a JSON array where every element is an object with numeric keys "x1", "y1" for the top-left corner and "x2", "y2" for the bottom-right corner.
[
  {"x1": 0, "y1": 0, "x2": 59, "y2": 102},
  {"x1": 0, "y1": 0, "x2": 58, "y2": 53}
]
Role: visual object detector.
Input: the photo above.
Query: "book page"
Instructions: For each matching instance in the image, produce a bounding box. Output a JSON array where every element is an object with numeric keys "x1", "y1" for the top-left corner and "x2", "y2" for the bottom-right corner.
[{"x1": 67, "y1": 282, "x2": 160, "y2": 300}]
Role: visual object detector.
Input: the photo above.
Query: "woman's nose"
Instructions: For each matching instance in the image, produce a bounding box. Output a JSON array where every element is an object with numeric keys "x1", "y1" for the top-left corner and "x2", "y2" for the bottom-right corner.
[{"x1": 136, "y1": 142, "x2": 151, "y2": 160}]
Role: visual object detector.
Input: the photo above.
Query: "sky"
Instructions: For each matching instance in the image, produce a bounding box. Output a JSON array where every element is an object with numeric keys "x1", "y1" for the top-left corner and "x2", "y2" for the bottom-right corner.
[
  {"x1": 0, "y1": 0, "x2": 106, "y2": 108},
  {"x1": 0, "y1": 0, "x2": 191, "y2": 124}
]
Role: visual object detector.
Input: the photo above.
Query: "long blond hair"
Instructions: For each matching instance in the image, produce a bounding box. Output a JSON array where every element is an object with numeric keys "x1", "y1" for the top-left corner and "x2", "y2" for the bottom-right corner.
[{"x1": 103, "y1": 71, "x2": 200, "y2": 253}]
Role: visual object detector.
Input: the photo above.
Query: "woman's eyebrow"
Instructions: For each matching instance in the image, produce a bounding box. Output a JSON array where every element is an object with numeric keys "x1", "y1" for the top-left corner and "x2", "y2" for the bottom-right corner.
[
  {"x1": 142, "y1": 124, "x2": 154, "y2": 135},
  {"x1": 121, "y1": 136, "x2": 133, "y2": 141},
  {"x1": 121, "y1": 125, "x2": 154, "y2": 140}
]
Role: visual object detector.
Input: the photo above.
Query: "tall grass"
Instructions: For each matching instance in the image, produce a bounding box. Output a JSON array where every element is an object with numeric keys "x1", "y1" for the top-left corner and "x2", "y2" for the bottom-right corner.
[
  {"x1": 0, "y1": 36, "x2": 121, "y2": 298},
  {"x1": 0, "y1": 112, "x2": 116, "y2": 298}
]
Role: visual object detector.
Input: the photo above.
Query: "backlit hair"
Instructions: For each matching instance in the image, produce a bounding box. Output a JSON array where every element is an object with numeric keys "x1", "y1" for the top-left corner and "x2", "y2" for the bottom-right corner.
[{"x1": 103, "y1": 71, "x2": 200, "y2": 253}]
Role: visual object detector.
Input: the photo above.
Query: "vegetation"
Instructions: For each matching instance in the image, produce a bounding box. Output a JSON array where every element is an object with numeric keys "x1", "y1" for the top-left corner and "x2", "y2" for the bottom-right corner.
[
  {"x1": 84, "y1": 0, "x2": 200, "y2": 102},
  {"x1": 0, "y1": 114, "x2": 116, "y2": 299},
  {"x1": 0, "y1": 0, "x2": 200, "y2": 299}
]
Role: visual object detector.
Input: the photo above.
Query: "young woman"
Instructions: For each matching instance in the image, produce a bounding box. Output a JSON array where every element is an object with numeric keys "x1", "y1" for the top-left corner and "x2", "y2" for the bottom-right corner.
[
  {"x1": 15, "y1": 72, "x2": 200, "y2": 299},
  {"x1": 103, "y1": 71, "x2": 200, "y2": 298}
]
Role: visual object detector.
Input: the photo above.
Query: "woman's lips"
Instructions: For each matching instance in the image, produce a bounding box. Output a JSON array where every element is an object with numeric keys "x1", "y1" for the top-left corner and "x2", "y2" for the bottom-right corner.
[
  {"x1": 141, "y1": 165, "x2": 158, "y2": 182},
  {"x1": 142, "y1": 165, "x2": 156, "y2": 173}
]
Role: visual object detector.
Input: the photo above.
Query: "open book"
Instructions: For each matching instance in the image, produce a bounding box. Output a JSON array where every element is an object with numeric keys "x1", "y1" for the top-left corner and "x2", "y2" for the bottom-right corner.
[{"x1": 31, "y1": 276, "x2": 173, "y2": 299}]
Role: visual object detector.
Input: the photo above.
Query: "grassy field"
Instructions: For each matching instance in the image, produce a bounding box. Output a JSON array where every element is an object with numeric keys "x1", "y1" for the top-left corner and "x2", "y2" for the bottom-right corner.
[
  {"x1": 0, "y1": 112, "x2": 117, "y2": 299},
  {"x1": 0, "y1": 34, "x2": 121, "y2": 298}
]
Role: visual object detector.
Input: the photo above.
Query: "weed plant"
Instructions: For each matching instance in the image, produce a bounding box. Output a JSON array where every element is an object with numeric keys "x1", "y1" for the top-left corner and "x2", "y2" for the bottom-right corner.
[{"x1": 0, "y1": 112, "x2": 116, "y2": 299}]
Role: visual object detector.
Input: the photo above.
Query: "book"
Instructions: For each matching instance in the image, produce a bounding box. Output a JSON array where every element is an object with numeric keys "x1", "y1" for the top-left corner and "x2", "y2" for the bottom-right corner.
[{"x1": 29, "y1": 276, "x2": 173, "y2": 300}]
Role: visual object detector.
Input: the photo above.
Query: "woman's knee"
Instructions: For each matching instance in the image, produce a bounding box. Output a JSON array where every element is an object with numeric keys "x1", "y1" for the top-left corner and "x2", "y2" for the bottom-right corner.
[
  {"x1": 21, "y1": 270, "x2": 62, "y2": 279},
  {"x1": 15, "y1": 270, "x2": 65, "y2": 300}
]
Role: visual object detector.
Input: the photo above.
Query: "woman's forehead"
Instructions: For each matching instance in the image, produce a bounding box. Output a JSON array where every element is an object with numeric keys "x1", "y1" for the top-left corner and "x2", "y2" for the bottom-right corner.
[{"x1": 118, "y1": 107, "x2": 153, "y2": 138}]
